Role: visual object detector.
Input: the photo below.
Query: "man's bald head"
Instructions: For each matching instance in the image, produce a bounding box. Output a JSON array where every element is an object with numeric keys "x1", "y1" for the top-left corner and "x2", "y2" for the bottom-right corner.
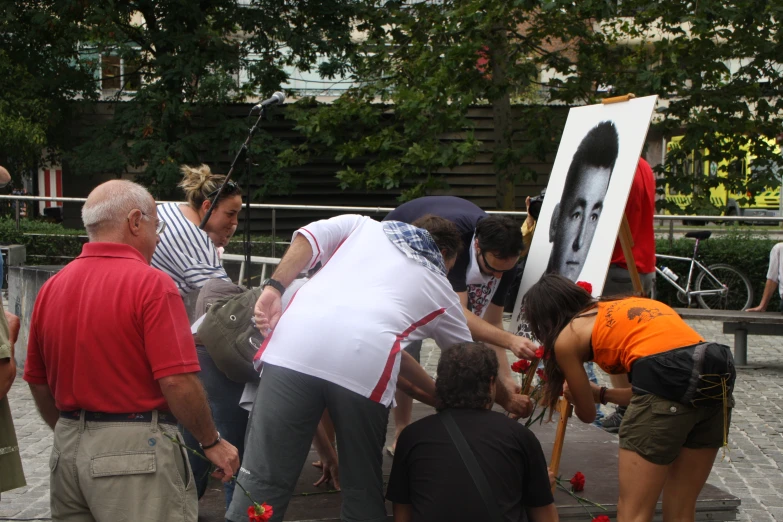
[
  {"x1": 82, "y1": 180, "x2": 155, "y2": 240},
  {"x1": 0, "y1": 166, "x2": 10, "y2": 188}
]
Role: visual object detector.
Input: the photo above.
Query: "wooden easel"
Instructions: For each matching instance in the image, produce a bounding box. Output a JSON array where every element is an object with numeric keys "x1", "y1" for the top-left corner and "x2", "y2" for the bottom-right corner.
[{"x1": 547, "y1": 93, "x2": 645, "y2": 485}]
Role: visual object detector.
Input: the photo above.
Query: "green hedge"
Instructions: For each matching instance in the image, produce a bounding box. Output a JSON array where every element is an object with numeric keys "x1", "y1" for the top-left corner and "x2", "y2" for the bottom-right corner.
[{"x1": 653, "y1": 228, "x2": 778, "y2": 309}]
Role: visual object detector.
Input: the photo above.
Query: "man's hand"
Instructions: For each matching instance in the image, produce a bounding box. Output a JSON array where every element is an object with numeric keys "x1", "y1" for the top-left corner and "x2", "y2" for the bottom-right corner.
[
  {"x1": 747, "y1": 304, "x2": 767, "y2": 312},
  {"x1": 5, "y1": 312, "x2": 19, "y2": 348},
  {"x1": 313, "y1": 458, "x2": 340, "y2": 489},
  {"x1": 507, "y1": 335, "x2": 537, "y2": 359},
  {"x1": 496, "y1": 377, "x2": 533, "y2": 418},
  {"x1": 254, "y1": 287, "x2": 282, "y2": 332},
  {"x1": 204, "y1": 439, "x2": 240, "y2": 483}
]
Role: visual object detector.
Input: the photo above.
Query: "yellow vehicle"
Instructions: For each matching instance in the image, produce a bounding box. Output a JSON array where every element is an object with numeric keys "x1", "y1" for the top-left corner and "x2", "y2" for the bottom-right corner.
[{"x1": 664, "y1": 135, "x2": 781, "y2": 219}]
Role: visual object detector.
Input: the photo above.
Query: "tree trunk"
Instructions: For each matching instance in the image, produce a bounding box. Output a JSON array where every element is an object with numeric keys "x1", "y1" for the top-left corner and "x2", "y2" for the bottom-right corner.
[{"x1": 490, "y1": 31, "x2": 517, "y2": 211}]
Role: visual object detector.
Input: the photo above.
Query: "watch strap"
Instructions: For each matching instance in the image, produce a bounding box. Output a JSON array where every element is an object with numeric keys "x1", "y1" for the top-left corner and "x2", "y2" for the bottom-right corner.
[{"x1": 263, "y1": 278, "x2": 286, "y2": 295}]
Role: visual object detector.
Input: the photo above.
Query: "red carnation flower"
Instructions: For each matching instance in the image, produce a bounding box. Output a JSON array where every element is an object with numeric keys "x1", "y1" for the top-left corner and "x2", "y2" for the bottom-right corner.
[
  {"x1": 576, "y1": 281, "x2": 593, "y2": 294},
  {"x1": 511, "y1": 360, "x2": 531, "y2": 373},
  {"x1": 536, "y1": 368, "x2": 546, "y2": 381},
  {"x1": 592, "y1": 516, "x2": 610, "y2": 522},
  {"x1": 248, "y1": 503, "x2": 273, "y2": 522},
  {"x1": 570, "y1": 471, "x2": 585, "y2": 492},
  {"x1": 534, "y1": 346, "x2": 544, "y2": 359}
]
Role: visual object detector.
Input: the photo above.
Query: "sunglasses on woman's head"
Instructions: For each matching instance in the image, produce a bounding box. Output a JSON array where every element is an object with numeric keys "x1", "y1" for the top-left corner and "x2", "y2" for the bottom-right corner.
[{"x1": 206, "y1": 181, "x2": 239, "y2": 199}]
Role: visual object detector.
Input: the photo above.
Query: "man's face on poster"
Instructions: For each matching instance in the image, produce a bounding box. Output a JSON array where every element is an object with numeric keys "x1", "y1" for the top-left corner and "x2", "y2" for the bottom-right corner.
[{"x1": 548, "y1": 164, "x2": 612, "y2": 281}]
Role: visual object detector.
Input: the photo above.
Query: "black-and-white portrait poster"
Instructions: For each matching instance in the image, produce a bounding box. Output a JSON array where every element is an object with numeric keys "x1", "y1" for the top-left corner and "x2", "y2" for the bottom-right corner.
[{"x1": 511, "y1": 95, "x2": 658, "y2": 339}]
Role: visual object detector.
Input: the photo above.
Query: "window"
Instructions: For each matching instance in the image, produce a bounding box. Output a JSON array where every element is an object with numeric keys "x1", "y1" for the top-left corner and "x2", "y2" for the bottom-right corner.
[{"x1": 101, "y1": 54, "x2": 142, "y2": 92}]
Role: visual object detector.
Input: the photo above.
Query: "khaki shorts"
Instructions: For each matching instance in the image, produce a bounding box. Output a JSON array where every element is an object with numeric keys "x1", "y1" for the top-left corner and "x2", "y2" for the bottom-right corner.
[{"x1": 618, "y1": 394, "x2": 732, "y2": 466}]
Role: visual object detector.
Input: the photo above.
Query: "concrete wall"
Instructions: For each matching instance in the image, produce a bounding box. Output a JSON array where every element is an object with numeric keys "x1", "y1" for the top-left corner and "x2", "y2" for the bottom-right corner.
[{"x1": 8, "y1": 265, "x2": 63, "y2": 369}]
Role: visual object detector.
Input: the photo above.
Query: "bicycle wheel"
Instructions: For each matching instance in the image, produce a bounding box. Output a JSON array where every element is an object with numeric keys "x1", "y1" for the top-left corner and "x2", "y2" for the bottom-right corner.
[{"x1": 695, "y1": 264, "x2": 754, "y2": 310}]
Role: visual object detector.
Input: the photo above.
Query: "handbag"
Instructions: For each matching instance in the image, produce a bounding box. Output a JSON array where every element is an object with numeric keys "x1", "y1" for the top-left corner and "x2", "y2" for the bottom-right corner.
[
  {"x1": 196, "y1": 279, "x2": 263, "y2": 384},
  {"x1": 439, "y1": 410, "x2": 503, "y2": 522}
]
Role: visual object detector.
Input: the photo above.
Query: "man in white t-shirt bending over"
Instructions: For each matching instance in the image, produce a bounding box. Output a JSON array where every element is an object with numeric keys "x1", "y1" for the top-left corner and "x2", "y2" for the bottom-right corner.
[{"x1": 226, "y1": 214, "x2": 534, "y2": 522}]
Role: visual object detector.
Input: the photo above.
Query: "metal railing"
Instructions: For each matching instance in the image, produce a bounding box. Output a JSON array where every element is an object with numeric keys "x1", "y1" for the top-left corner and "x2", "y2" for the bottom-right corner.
[{"x1": 3, "y1": 193, "x2": 783, "y2": 257}]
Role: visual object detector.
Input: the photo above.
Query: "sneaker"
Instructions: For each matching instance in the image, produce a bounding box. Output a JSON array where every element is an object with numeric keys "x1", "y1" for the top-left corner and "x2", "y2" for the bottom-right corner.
[{"x1": 598, "y1": 408, "x2": 625, "y2": 433}]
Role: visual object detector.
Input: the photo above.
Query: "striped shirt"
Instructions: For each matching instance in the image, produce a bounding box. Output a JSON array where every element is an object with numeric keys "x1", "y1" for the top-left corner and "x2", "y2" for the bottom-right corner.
[{"x1": 151, "y1": 202, "x2": 230, "y2": 296}]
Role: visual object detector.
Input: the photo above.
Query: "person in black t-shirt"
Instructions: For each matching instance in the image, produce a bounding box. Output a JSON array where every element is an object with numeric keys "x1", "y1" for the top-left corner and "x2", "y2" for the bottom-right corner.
[
  {"x1": 384, "y1": 197, "x2": 537, "y2": 453},
  {"x1": 386, "y1": 342, "x2": 558, "y2": 522}
]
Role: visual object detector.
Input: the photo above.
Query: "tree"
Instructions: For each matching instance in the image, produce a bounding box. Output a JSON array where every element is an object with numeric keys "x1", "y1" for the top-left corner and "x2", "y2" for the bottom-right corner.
[
  {"x1": 0, "y1": 1, "x2": 97, "y2": 175},
  {"x1": 287, "y1": 0, "x2": 783, "y2": 211},
  {"x1": 61, "y1": 0, "x2": 363, "y2": 198}
]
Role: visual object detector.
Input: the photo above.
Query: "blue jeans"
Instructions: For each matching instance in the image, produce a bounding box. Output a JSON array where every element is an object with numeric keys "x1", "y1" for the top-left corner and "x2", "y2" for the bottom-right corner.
[{"x1": 182, "y1": 347, "x2": 249, "y2": 508}]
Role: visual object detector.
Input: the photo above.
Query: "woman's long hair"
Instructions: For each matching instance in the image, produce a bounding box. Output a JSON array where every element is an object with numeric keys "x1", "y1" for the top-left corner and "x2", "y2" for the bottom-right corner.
[{"x1": 523, "y1": 274, "x2": 595, "y2": 409}]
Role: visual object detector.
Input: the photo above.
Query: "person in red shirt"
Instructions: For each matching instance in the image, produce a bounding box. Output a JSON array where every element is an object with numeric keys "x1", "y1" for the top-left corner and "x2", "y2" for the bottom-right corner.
[
  {"x1": 23, "y1": 180, "x2": 240, "y2": 522},
  {"x1": 598, "y1": 157, "x2": 657, "y2": 433}
]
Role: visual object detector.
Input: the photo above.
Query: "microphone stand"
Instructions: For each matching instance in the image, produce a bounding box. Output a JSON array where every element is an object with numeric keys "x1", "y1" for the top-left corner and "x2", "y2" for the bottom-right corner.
[
  {"x1": 199, "y1": 105, "x2": 268, "y2": 288},
  {"x1": 198, "y1": 105, "x2": 268, "y2": 230}
]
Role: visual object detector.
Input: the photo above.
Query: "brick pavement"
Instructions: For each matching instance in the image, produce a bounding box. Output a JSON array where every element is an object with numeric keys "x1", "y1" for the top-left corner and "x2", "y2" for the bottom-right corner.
[{"x1": 3, "y1": 317, "x2": 783, "y2": 520}]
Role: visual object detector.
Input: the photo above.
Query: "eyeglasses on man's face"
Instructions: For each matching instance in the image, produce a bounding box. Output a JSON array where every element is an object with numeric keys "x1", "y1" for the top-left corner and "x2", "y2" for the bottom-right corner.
[
  {"x1": 136, "y1": 211, "x2": 167, "y2": 235},
  {"x1": 480, "y1": 250, "x2": 516, "y2": 274}
]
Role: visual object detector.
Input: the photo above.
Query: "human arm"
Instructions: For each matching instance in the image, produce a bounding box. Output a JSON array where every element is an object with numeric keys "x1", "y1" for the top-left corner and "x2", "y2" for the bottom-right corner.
[
  {"x1": 554, "y1": 318, "x2": 598, "y2": 423},
  {"x1": 399, "y1": 350, "x2": 436, "y2": 398},
  {"x1": 392, "y1": 504, "x2": 413, "y2": 522},
  {"x1": 458, "y1": 293, "x2": 537, "y2": 359},
  {"x1": 254, "y1": 215, "x2": 365, "y2": 331},
  {"x1": 158, "y1": 373, "x2": 240, "y2": 482},
  {"x1": 0, "y1": 166, "x2": 10, "y2": 187},
  {"x1": 28, "y1": 383, "x2": 59, "y2": 429},
  {"x1": 527, "y1": 504, "x2": 559, "y2": 522},
  {"x1": 748, "y1": 278, "x2": 778, "y2": 312}
]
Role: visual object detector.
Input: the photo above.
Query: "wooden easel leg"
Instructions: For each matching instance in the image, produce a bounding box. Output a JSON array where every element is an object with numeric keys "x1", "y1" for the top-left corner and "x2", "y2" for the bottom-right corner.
[
  {"x1": 618, "y1": 214, "x2": 645, "y2": 296},
  {"x1": 550, "y1": 397, "x2": 573, "y2": 492}
]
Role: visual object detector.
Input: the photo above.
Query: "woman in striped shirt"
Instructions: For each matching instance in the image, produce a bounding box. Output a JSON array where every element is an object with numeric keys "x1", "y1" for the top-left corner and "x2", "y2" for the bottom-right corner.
[
  {"x1": 153, "y1": 164, "x2": 247, "y2": 509},
  {"x1": 152, "y1": 164, "x2": 242, "y2": 296}
]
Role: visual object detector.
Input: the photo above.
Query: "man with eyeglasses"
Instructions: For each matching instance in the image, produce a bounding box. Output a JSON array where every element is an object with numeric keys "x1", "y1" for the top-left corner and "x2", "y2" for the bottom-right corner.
[
  {"x1": 384, "y1": 196, "x2": 534, "y2": 453},
  {"x1": 23, "y1": 180, "x2": 239, "y2": 522}
]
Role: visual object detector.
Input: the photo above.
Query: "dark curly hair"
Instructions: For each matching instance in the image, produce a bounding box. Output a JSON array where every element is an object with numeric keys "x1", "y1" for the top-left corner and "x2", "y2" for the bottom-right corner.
[
  {"x1": 435, "y1": 342, "x2": 498, "y2": 411},
  {"x1": 412, "y1": 214, "x2": 463, "y2": 262}
]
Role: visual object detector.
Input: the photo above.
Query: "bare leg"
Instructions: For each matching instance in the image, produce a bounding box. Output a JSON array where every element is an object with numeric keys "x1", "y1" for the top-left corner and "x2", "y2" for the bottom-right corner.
[
  {"x1": 662, "y1": 447, "x2": 719, "y2": 522},
  {"x1": 617, "y1": 448, "x2": 669, "y2": 522},
  {"x1": 312, "y1": 410, "x2": 336, "y2": 468}
]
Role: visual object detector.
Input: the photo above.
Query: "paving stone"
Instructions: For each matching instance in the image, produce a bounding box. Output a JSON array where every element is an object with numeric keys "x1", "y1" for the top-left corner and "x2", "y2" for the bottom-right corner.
[{"x1": 5, "y1": 316, "x2": 783, "y2": 520}]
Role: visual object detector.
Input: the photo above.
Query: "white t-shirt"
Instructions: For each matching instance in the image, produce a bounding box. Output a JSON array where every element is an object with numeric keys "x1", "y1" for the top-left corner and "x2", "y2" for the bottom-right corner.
[
  {"x1": 465, "y1": 234, "x2": 502, "y2": 319},
  {"x1": 767, "y1": 243, "x2": 783, "y2": 298},
  {"x1": 255, "y1": 215, "x2": 472, "y2": 406},
  {"x1": 152, "y1": 202, "x2": 230, "y2": 296}
]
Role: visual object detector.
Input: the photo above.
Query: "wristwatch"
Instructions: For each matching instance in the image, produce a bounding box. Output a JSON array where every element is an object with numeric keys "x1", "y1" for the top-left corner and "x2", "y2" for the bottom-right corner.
[
  {"x1": 200, "y1": 432, "x2": 221, "y2": 450},
  {"x1": 262, "y1": 277, "x2": 286, "y2": 295}
]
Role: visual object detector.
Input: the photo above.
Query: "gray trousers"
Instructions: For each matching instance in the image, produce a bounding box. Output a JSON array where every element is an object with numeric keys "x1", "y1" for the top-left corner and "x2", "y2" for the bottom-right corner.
[
  {"x1": 226, "y1": 364, "x2": 390, "y2": 522},
  {"x1": 603, "y1": 264, "x2": 656, "y2": 297}
]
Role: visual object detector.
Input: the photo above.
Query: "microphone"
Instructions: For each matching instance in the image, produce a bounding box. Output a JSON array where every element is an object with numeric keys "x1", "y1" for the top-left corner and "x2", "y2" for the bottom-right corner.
[{"x1": 252, "y1": 91, "x2": 285, "y2": 110}]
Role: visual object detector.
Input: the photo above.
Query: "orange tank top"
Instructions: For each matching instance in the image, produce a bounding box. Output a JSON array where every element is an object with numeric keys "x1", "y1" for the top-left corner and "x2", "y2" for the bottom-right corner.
[{"x1": 590, "y1": 298, "x2": 704, "y2": 375}]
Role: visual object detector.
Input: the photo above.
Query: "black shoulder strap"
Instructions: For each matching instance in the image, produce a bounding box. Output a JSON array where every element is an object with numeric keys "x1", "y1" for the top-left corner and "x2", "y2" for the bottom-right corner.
[{"x1": 439, "y1": 410, "x2": 503, "y2": 522}]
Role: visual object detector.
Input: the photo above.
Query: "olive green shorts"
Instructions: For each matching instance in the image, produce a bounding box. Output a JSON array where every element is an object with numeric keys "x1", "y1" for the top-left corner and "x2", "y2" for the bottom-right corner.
[{"x1": 618, "y1": 394, "x2": 732, "y2": 466}]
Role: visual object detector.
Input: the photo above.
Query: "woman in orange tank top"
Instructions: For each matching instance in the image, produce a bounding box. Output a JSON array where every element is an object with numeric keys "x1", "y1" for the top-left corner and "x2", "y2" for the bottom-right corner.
[{"x1": 524, "y1": 274, "x2": 735, "y2": 522}]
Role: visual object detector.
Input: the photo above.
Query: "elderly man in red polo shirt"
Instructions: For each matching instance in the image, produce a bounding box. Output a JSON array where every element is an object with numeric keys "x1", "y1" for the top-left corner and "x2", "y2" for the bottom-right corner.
[{"x1": 23, "y1": 180, "x2": 240, "y2": 522}]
